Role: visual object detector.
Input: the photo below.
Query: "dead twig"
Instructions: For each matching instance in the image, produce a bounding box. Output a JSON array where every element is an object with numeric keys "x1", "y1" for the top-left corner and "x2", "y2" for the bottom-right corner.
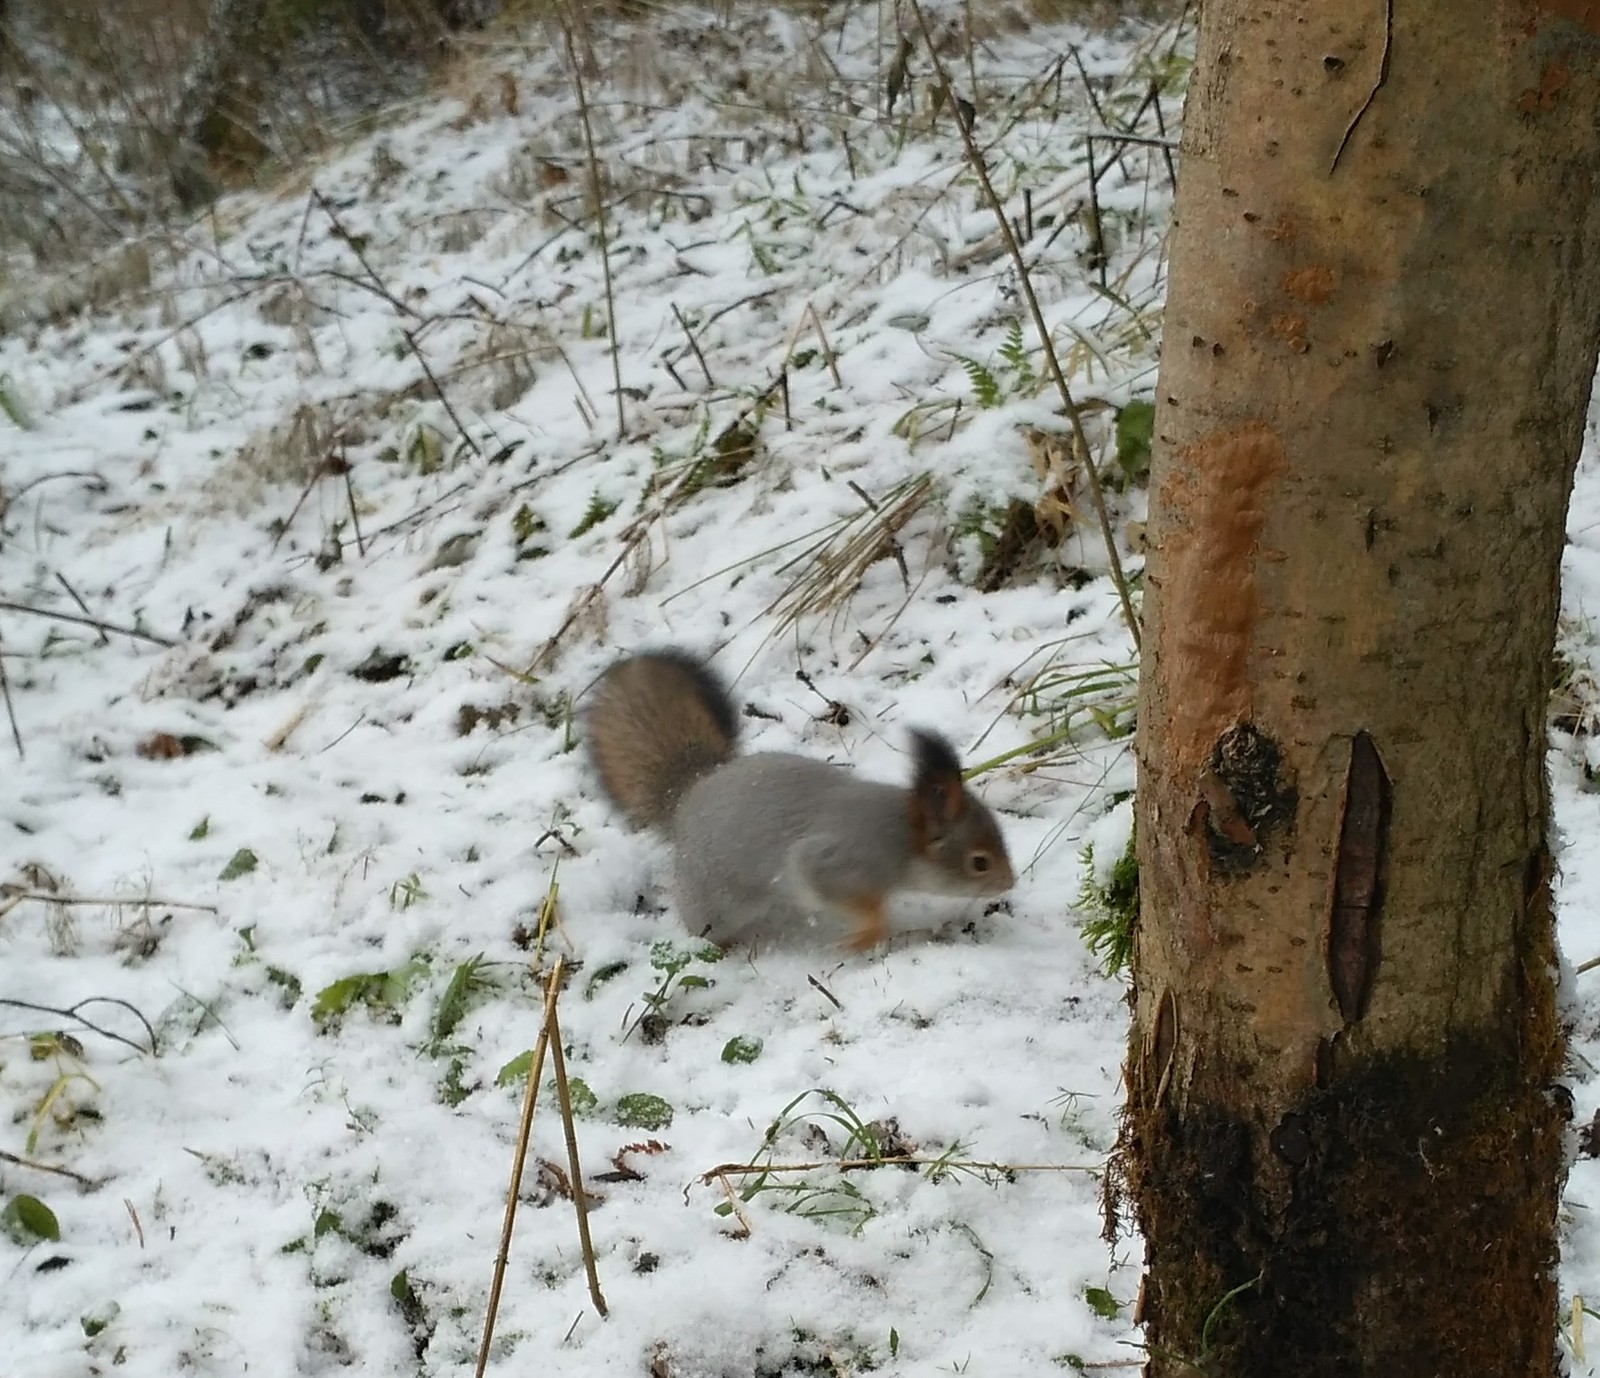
[
  {"x1": 698, "y1": 1156, "x2": 1101, "y2": 1180},
  {"x1": 0, "y1": 892, "x2": 217, "y2": 915},
  {"x1": 53, "y1": 573, "x2": 109, "y2": 644},
  {"x1": 403, "y1": 329, "x2": 484, "y2": 461},
  {"x1": 0, "y1": 1148, "x2": 101, "y2": 1191},
  {"x1": 0, "y1": 996, "x2": 157, "y2": 1056},
  {"x1": 671, "y1": 302, "x2": 715, "y2": 387},
  {"x1": 0, "y1": 599, "x2": 175, "y2": 648}
]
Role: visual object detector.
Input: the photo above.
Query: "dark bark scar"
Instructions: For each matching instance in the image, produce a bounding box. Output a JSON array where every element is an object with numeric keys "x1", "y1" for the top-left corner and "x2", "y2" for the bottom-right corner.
[{"x1": 1328, "y1": 730, "x2": 1391, "y2": 1022}]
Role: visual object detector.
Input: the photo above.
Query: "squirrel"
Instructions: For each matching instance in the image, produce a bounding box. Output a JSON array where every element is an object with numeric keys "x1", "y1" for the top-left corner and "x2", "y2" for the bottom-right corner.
[{"x1": 586, "y1": 649, "x2": 1015, "y2": 951}]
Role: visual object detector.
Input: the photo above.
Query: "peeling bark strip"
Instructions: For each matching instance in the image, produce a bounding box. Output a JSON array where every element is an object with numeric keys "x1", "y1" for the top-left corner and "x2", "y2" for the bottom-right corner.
[{"x1": 1328, "y1": 731, "x2": 1390, "y2": 1023}]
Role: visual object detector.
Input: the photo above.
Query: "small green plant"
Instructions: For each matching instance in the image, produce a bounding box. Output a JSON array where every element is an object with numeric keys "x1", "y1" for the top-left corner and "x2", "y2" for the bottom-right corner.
[
  {"x1": 80, "y1": 1300, "x2": 119, "y2": 1337},
  {"x1": 512, "y1": 503, "x2": 550, "y2": 559},
  {"x1": 1113, "y1": 398, "x2": 1156, "y2": 487},
  {"x1": 389, "y1": 873, "x2": 427, "y2": 910},
  {"x1": 312, "y1": 957, "x2": 430, "y2": 1031},
  {"x1": 429, "y1": 954, "x2": 491, "y2": 1050},
  {"x1": 568, "y1": 490, "x2": 619, "y2": 539},
  {"x1": 1083, "y1": 1285, "x2": 1122, "y2": 1321},
  {"x1": 25, "y1": 1033, "x2": 100, "y2": 1155},
  {"x1": 1077, "y1": 832, "x2": 1138, "y2": 977},
  {"x1": 714, "y1": 1089, "x2": 888, "y2": 1233},
  {"x1": 624, "y1": 940, "x2": 724, "y2": 1041},
  {"x1": 218, "y1": 848, "x2": 259, "y2": 881},
  {"x1": 615, "y1": 1092, "x2": 674, "y2": 1130},
  {"x1": 953, "y1": 321, "x2": 1040, "y2": 409},
  {"x1": 721, "y1": 1035, "x2": 764, "y2": 1065}
]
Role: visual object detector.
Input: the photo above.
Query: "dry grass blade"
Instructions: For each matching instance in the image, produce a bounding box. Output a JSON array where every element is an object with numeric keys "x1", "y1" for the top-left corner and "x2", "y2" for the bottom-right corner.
[
  {"x1": 546, "y1": 990, "x2": 608, "y2": 1318},
  {"x1": 0, "y1": 633, "x2": 22, "y2": 760},
  {"x1": 475, "y1": 957, "x2": 564, "y2": 1378},
  {"x1": 563, "y1": 18, "x2": 626, "y2": 441},
  {"x1": 0, "y1": 1147, "x2": 100, "y2": 1191},
  {"x1": 765, "y1": 475, "x2": 932, "y2": 639}
]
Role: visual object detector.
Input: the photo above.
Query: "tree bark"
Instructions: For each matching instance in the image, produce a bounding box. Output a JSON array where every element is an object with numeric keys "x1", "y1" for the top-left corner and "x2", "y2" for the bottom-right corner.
[{"x1": 1120, "y1": 4, "x2": 1600, "y2": 1374}]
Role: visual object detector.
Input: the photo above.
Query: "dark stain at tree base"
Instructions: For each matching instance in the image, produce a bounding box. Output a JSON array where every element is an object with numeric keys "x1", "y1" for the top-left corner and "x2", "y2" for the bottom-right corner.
[{"x1": 1123, "y1": 1033, "x2": 1567, "y2": 1376}]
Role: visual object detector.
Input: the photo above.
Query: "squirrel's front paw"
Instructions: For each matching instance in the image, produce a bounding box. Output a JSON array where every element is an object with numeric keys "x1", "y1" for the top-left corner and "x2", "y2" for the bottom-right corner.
[{"x1": 839, "y1": 896, "x2": 890, "y2": 953}]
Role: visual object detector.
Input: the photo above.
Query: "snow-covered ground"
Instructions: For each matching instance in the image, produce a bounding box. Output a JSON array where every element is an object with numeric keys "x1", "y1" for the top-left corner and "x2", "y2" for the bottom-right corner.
[{"x1": 4, "y1": 3, "x2": 1600, "y2": 1374}]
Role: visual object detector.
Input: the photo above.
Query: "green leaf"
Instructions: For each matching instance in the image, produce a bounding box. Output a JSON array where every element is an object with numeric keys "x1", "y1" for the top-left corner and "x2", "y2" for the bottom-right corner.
[
  {"x1": 81, "y1": 1301, "x2": 120, "y2": 1337},
  {"x1": 2, "y1": 1194, "x2": 61, "y2": 1243},
  {"x1": 1114, "y1": 400, "x2": 1156, "y2": 484},
  {"x1": 615, "y1": 1093, "x2": 674, "y2": 1130},
  {"x1": 440, "y1": 1056, "x2": 471, "y2": 1106},
  {"x1": 496, "y1": 1050, "x2": 535, "y2": 1087},
  {"x1": 568, "y1": 490, "x2": 620, "y2": 539},
  {"x1": 189, "y1": 816, "x2": 210, "y2": 841},
  {"x1": 1083, "y1": 1285, "x2": 1121, "y2": 1320},
  {"x1": 218, "y1": 848, "x2": 258, "y2": 881},
  {"x1": 584, "y1": 960, "x2": 629, "y2": 1000},
  {"x1": 889, "y1": 1328, "x2": 900, "y2": 1359},
  {"x1": 432, "y1": 955, "x2": 487, "y2": 1044},
  {"x1": 721, "y1": 1036, "x2": 764, "y2": 1065},
  {"x1": 565, "y1": 1078, "x2": 599, "y2": 1117}
]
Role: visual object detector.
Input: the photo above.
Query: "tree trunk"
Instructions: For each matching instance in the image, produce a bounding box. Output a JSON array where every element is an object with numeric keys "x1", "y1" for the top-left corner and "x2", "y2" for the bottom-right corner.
[{"x1": 1120, "y1": 5, "x2": 1600, "y2": 1374}]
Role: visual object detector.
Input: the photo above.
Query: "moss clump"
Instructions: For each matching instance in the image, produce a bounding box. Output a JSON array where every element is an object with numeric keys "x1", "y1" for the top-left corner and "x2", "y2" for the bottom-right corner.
[{"x1": 1077, "y1": 830, "x2": 1138, "y2": 976}]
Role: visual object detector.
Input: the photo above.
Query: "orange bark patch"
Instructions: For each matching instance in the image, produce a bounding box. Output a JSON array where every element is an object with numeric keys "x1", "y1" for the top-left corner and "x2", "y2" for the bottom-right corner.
[
  {"x1": 1519, "y1": 60, "x2": 1573, "y2": 112},
  {"x1": 1531, "y1": 0, "x2": 1600, "y2": 35},
  {"x1": 1282, "y1": 264, "x2": 1336, "y2": 305},
  {"x1": 1157, "y1": 421, "x2": 1288, "y2": 771},
  {"x1": 1270, "y1": 313, "x2": 1311, "y2": 353}
]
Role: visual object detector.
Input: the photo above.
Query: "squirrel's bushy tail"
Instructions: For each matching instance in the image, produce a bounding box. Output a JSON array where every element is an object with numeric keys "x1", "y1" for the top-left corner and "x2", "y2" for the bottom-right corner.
[{"x1": 587, "y1": 651, "x2": 740, "y2": 830}]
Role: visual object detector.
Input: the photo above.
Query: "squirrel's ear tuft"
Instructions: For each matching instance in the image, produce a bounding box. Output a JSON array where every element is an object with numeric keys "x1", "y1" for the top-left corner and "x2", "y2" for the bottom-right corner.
[{"x1": 909, "y1": 728, "x2": 967, "y2": 826}]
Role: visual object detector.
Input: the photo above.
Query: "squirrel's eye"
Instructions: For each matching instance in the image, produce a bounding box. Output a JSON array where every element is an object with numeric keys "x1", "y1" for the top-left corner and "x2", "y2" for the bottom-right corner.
[{"x1": 970, "y1": 853, "x2": 991, "y2": 874}]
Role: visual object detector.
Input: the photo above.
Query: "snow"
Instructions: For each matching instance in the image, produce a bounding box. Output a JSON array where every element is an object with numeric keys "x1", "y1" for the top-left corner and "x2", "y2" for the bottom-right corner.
[{"x1": 3, "y1": 0, "x2": 1597, "y2": 1373}]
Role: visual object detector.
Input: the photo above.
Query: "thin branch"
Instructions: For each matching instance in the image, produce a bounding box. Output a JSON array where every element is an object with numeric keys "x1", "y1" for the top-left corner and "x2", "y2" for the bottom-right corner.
[
  {"x1": 699, "y1": 1155, "x2": 1101, "y2": 1180},
  {"x1": 908, "y1": 0, "x2": 1141, "y2": 650},
  {"x1": 309, "y1": 188, "x2": 424, "y2": 321},
  {"x1": 0, "y1": 599, "x2": 176, "y2": 648},
  {"x1": 0, "y1": 996, "x2": 157, "y2": 1055},
  {"x1": 1, "y1": 892, "x2": 217, "y2": 913},
  {"x1": 403, "y1": 330, "x2": 484, "y2": 460}
]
